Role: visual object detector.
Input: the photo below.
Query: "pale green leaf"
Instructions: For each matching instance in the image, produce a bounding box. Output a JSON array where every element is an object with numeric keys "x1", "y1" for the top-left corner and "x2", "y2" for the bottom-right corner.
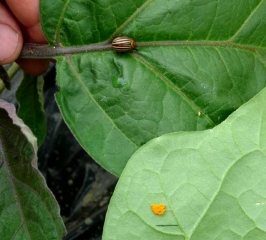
[{"x1": 103, "y1": 87, "x2": 266, "y2": 239}]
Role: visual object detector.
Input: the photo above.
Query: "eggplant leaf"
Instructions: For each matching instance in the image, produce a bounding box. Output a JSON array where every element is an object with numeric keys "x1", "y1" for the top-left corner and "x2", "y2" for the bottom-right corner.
[
  {"x1": 103, "y1": 87, "x2": 266, "y2": 240},
  {"x1": 0, "y1": 100, "x2": 66, "y2": 239},
  {"x1": 40, "y1": 0, "x2": 266, "y2": 175}
]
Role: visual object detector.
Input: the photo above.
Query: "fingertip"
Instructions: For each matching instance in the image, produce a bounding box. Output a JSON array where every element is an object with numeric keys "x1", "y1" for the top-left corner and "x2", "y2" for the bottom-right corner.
[
  {"x1": 0, "y1": 2, "x2": 49, "y2": 76},
  {"x1": 0, "y1": 23, "x2": 23, "y2": 64},
  {"x1": 0, "y1": 3, "x2": 23, "y2": 64},
  {"x1": 17, "y1": 59, "x2": 50, "y2": 76}
]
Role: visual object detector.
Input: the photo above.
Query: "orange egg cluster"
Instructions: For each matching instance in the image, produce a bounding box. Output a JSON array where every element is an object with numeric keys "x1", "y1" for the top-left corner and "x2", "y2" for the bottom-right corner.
[{"x1": 150, "y1": 204, "x2": 166, "y2": 215}]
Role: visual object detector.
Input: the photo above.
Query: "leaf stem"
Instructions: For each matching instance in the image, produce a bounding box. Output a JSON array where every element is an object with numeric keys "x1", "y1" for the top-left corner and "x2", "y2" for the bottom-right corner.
[
  {"x1": 0, "y1": 81, "x2": 5, "y2": 94},
  {"x1": 0, "y1": 63, "x2": 20, "y2": 94},
  {"x1": 19, "y1": 43, "x2": 112, "y2": 59},
  {"x1": 8, "y1": 62, "x2": 20, "y2": 80},
  {"x1": 19, "y1": 41, "x2": 263, "y2": 60},
  {"x1": 137, "y1": 41, "x2": 260, "y2": 52}
]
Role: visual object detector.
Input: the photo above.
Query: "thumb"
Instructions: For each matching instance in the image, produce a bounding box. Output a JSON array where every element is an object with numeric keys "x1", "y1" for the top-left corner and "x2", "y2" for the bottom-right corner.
[{"x1": 0, "y1": 3, "x2": 22, "y2": 65}]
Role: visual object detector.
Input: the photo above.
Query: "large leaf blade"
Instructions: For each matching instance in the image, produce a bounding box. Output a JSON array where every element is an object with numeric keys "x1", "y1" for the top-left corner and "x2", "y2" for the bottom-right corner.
[
  {"x1": 102, "y1": 87, "x2": 266, "y2": 239},
  {"x1": 40, "y1": 0, "x2": 266, "y2": 175}
]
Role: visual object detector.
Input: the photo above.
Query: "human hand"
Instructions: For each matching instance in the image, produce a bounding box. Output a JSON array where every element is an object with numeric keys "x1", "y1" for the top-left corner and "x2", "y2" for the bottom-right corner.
[{"x1": 0, "y1": 0, "x2": 49, "y2": 76}]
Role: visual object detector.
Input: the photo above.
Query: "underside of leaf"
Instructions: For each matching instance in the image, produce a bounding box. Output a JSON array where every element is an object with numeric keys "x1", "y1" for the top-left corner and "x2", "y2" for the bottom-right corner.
[{"x1": 102, "y1": 87, "x2": 266, "y2": 240}]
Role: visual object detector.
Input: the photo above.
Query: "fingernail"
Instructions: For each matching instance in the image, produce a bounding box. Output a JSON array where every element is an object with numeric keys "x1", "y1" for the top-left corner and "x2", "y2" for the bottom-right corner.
[{"x1": 0, "y1": 24, "x2": 19, "y2": 61}]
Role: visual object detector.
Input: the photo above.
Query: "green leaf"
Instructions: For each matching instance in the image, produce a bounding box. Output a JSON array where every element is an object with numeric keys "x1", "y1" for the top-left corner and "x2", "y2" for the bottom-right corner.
[
  {"x1": 16, "y1": 74, "x2": 46, "y2": 147},
  {"x1": 0, "y1": 65, "x2": 11, "y2": 91},
  {"x1": 40, "y1": 0, "x2": 266, "y2": 175},
  {"x1": 102, "y1": 87, "x2": 266, "y2": 240},
  {"x1": 0, "y1": 100, "x2": 66, "y2": 239}
]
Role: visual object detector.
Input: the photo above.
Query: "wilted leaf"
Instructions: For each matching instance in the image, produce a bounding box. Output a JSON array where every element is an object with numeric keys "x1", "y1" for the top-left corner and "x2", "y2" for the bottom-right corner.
[
  {"x1": 102, "y1": 87, "x2": 266, "y2": 240},
  {"x1": 40, "y1": 0, "x2": 266, "y2": 175},
  {"x1": 0, "y1": 100, "x2": 66, "y2": 239}
]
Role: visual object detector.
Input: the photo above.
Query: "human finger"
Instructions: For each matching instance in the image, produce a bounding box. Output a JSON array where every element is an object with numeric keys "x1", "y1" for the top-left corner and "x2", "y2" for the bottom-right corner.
[
  {"x1": 5, "y1": 0, "x2": 46, "y2": 42},
  {"x1": 5, "y1": 0, "x2": 50, "y2": 75},
  {"x1": 0, "y1": 2, "x2": 23, "y2": 64}
]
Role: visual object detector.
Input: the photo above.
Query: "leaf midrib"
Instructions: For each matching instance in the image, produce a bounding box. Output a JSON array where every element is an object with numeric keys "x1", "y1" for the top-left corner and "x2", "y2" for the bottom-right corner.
[
  {"x1": 43, "y1": 40, "x2": 266, "y2": 58},
  {"x1": 110, "y1": 0, "x2": 154, "y2": 41},
  {"x1": 54, "y1": 0, "x2": 72, "y2": 44}
]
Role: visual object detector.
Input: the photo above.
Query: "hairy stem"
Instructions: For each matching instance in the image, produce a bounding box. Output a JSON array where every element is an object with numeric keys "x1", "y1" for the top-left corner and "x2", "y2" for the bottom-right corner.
[
  {"x1": 19, "y1": 43, "x2": 112, "y2": 59},
  {"x1": 19, "y1": 41, "x2": 262, "y2": 60}
]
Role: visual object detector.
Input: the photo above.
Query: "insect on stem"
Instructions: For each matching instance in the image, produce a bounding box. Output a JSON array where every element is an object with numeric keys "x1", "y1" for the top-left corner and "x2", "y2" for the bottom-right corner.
[{"x1": 112, "y1": 36, "x2": 136, "y2": 53}]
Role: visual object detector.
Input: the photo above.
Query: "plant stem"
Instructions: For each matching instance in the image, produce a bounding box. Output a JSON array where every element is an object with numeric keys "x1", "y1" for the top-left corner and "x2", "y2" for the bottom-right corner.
[
  {"x1": 8, "y1": 63, "x2": 20, "y2": 80},
  {"x1": 19, "y1": 41, "x2": 262, "y2": 60},
  {"x1": 0, "y1": 81, "x2": 4, "y2": 94},
  {"x1": 19, "y1": 43, "x2": 112, "y2": 59},
  {"x1": 0, "y1": 63, "x2": 20, "y2": 94}
]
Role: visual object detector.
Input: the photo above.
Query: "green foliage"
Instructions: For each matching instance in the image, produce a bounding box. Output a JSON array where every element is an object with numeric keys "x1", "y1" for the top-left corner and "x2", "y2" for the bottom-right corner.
[
  {"x1": 0, "y1": 100, "x2": 66, "y2": 239},
  {"x1": 0, "y1": 66, "x2": 10, "y2": 91},
  {"x1": 16, "y1": 74, "x2": 46, "y2": 147},
  {"x1": 103, "y1": 87, "x2": 266, "y2": 240},
  {"x1": 40, "y1": 0, "x2": 266, "y2": 176},
  {"x1": 1, "y1": 0, "x2": 265, "y2": 239}
]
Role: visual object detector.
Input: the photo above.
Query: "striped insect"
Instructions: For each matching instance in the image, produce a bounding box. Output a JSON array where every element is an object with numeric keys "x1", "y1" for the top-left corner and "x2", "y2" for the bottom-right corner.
[{"x1": 112, "y1": 36, "x2": 136, "y2": 53}]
